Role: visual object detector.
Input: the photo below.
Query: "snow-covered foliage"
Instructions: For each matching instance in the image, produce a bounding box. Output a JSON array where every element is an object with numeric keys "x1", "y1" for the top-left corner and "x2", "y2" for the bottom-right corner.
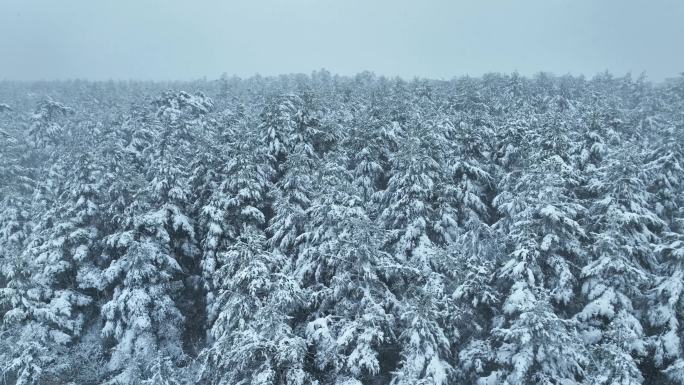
[
  {"x1": 28, "y1": 99, "x2": 73, "y2": 148},
  {"x1": 0, "y1": 71, "x2": 683, "y2": 384}
]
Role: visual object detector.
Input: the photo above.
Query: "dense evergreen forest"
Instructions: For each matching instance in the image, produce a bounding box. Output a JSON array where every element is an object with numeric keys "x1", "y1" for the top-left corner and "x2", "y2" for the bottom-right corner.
[{"x1": 0, "y1": 71, "x2": 683, "y2": 385}]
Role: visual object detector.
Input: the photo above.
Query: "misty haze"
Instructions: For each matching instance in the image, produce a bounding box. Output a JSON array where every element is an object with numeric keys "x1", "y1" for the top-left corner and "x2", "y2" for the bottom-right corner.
[{"x1": 1, "y1": 1, "x2": 683, "y2": 385}]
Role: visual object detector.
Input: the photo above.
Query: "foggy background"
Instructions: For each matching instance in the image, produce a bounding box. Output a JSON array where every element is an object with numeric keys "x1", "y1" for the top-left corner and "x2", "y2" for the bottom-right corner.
[{"x1": 1, "y1": 0, "x2": 682, "y2": 81}]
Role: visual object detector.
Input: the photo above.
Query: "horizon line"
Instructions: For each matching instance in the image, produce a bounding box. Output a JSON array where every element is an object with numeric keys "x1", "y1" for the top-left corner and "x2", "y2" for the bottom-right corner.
[{"x1": 1, "y1": 69, "x2": 680, "y2": 84}]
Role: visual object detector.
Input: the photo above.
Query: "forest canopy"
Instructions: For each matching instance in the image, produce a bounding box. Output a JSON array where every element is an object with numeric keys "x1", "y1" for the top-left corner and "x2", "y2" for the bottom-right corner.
[{"x1": 0, "y1": 71, "x2": 683, "y2": 385}]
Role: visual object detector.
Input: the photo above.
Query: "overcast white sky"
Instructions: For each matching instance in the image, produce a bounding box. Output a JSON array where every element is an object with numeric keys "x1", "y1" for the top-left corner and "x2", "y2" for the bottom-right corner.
[{"x1": 1, "y1": 0, "x2": 682, "y2": 81}]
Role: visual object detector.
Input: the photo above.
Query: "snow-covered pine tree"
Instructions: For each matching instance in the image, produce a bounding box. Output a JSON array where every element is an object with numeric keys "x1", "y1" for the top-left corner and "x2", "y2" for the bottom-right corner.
[
  {"x1": 0, "y1": 249, "x2": 67, "y2": 385},
  {"x1": 99, "y1": 233, "x2": 186, "y2": 385},
  {"x1": 0, "y1": 114, "x2": 34, "y2": 284},
  {"x1": 267, "y1": 139, "x2": 316, "y2": 255},
  {"x1": 198, "y1": 226, "x2": 309, "y2": 385},
  {"x1": 119, "y1": 104, "x2": 157, "y2": 167},
  {"x1": 477, "y1": 155, "x2": 589, "y2": 385},
  {"x1": 390, "y1": 268, "x2": 456, "y2": 385},
  {"x1": 649, "y1": 228, "x2": 684, "y2": 383},
  {"x1": 344, "y1": 101, "x2": 397, "y2": 204},
  {"x1": 259, "y1": 93, "x2": 304, "y2": 164},
  {"x1": 452, "y1": 224, "x2": 501, "y2": 383},
  {"x1": 644, "y1": 123, "x2": 684, "y2": 382},
  {"x1": 376, "y1": 117, "x2": 457, "y2": 385},
  {"x1": 92, "y1": 91, "x2": 214, "y2": 383},
  {"x1": 0, "y1": 105, "x2": 35, "y2": 203},
  {"x1": 577, "y1": 151, "x2": 663, "y2": 385},
  {"x1": 28, "y1": 99, "x2": 73, "y2": 149},
  {"x1": 378, "y1": 120, "x2": 444, "y2": 260},
  {"x1": 151, "y1": 90, "x2": 213, "y2": 351},
  {"x1": 201, "y1": 129, "x2": 273, "y2": 326},
  {"x1": 186, "y1": 106, "x2": 231, "y2": 221},
  {"x1": 297, "y1": 156, "x2": 402, "y2": 384},
  {"x1": 0, "y1": 150, "x2": 105, "y2": 384},
  {"x1": 449, "y1": 119, "x2": 495, "y2": 229},
  {"x1": 266, "y1": 93, "x2": 319, "y2": 257}
]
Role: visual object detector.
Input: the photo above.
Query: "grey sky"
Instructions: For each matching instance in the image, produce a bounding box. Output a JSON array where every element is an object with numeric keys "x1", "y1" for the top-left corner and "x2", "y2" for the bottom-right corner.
[{"x1": 1, "y1": 0, "x2": 682, "y2": 81}]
